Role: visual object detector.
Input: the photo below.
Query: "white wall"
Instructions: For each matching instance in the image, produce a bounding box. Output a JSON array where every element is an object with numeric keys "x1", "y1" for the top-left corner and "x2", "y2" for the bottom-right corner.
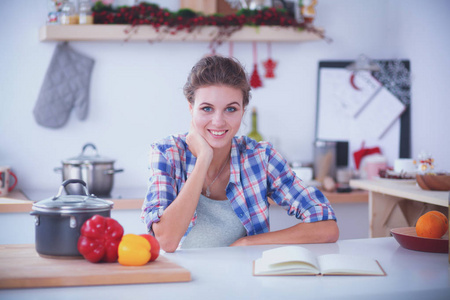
[{"x1": 1, "y1": 0, "x2": 449, "y2": 193}]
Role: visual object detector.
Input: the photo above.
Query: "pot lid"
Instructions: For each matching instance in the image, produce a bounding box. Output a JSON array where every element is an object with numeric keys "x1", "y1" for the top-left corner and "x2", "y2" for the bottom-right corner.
[
  {"x1": 32, "y1": 179, "x2": 113, "y2": 213},
  {"x1": 63, "y1": 143, "x2": 115, "y2": 164}
]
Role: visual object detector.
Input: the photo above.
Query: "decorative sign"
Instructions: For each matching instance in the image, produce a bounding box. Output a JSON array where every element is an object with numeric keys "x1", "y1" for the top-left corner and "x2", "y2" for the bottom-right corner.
[{"x1": 315, "y1": 60, "x2": 411, "y2": 165}]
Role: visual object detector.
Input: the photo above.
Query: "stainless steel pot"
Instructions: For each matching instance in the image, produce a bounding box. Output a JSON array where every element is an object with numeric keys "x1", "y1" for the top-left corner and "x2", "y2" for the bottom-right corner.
[
  {"x1": 54, "y1": 143, "x2": 123, "y2": 197},
  {"x1": 30, "y1": 179, "x2": 114, "y2": 258}
]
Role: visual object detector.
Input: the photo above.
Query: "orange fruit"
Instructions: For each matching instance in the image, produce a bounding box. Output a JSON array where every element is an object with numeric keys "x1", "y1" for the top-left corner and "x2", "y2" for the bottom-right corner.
[
  {"x1": 428, "y1": 211, "x2": 448, "y2": 228},
  {"x1": 415, "y1": 211, "x2": 448, "y2": 238}
]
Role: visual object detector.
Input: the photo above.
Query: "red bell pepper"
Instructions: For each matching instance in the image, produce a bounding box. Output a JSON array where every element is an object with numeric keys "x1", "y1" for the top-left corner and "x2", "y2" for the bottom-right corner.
[{"x1": 77, "y1": 214, "x2": 124, "y2": 263}]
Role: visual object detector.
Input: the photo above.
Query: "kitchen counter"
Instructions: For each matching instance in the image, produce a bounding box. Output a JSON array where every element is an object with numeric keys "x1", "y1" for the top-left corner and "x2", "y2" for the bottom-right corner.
[
  {"x1": 0, "y1": 189, "x2": 145, "y2": 213},
  {"x1": 0, "y1": 237, "x2": 448, "y2": 299},
  {"x1": 0, "y1": 189, "x2": 368, "y2": 213}
]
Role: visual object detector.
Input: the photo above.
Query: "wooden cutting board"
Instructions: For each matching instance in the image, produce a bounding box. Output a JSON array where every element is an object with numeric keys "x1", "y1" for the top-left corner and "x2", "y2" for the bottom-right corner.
[{"x1": 0, "y1": 244, "x2": 191, "y2": 289}]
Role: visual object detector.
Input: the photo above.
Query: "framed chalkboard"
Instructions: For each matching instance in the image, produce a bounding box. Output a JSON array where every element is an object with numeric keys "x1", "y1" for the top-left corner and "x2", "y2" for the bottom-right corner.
[{"x1": 315, "y1": 60, "x2": 411, "y2": 166}]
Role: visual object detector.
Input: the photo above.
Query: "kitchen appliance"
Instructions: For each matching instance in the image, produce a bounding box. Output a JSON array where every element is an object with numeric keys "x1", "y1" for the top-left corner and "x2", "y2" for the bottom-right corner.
[
  {"x1": 55, "y1": 143, "x2": 123, "y2": 196},
  {"x1": 30, "y1": 179, "x2": 113, "y2": 258},
  {"x1": 313, "y1": 140, "x2": 349, "y2": 182}
]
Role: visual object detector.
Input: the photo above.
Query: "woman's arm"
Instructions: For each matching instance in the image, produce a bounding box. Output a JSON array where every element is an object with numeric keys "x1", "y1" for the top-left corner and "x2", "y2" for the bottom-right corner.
[
  {"x1": 152, "y1": 123, "x2": 213, "y2": 253},
  {"x1": 229, "y1": 220, "x2": 339, "y2": 247}
]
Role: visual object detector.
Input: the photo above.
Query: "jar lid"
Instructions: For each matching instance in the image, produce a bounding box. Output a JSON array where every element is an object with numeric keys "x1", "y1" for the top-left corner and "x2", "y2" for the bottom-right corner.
[
  {"x1": 32, "y1": 180, "x2": 113, "y2": 214},
  {"x1": 63, "y1": 143, "x2": 114, "y2": 164}
]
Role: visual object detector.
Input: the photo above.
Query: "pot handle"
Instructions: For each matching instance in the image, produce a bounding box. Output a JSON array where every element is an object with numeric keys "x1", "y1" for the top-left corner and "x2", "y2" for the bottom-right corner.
[
  {"x1": 104, "y1": 168, "x2": 124, "y2": 175},
  {"x1": 81, "y1": 143, "x2": 99, "y2": 156},
  {"x1": 52, "y1": 179, "x2": 90, "y2": 200}
]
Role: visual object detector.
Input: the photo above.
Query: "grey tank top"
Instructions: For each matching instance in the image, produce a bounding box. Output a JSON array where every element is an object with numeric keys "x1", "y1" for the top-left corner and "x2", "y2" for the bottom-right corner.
[{"x1": 181, "y1": 194, "x2": 247, "y2": 249}]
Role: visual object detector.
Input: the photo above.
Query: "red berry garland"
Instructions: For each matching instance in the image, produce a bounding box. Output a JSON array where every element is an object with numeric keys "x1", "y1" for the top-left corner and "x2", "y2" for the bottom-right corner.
[{"x1": 92, "y1": 2, "x2": 309, "y2": 30}]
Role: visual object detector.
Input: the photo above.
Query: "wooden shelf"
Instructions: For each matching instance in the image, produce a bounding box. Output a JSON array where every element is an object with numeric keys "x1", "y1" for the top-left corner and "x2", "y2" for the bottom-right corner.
[
  {"x1": 39, "y1": 25, "x2": 323, "y2": 42},
  {"x1": 349, "y1": 179, "x2": 447, "y2": 207}
]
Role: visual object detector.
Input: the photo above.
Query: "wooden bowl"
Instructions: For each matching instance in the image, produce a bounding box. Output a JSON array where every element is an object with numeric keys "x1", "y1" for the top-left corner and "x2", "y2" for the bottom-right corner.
[{"x1": 416, "y1": 174, "x2": 450, "y2": 191}]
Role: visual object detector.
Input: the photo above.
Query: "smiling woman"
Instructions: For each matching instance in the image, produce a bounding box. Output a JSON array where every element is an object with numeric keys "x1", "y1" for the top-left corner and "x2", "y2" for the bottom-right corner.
[
  {"x1": 141, "y1": 56, "x2": 339, "y2": 252},
  {"x1": 189, "y1": 85, "x2": 244, "y2": 151}
]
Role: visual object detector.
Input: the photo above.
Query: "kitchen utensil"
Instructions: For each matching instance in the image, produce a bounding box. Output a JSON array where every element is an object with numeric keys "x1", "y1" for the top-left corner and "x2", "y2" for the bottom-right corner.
[
  {"x1": 416, "y1": 173, "x2": 450, "y2": 191},
  {"x1": 54, "y1": 143, "x2": 123, "y2": 196},
  {"x1": 0, "y1": 166, "x2": 18, "y2": 197},
  {"x1": 0, "y1": 244, "x2": 191, "y2": 289},
  {"x1": 30, "y1": 179, "x2": 113, "y2": 258},
  {"x1": 313, "y1": 140, "x2": 336, "y2": 182},
  {"x1": 390, "y1": 227, "x2": 448, "y2": 253}
]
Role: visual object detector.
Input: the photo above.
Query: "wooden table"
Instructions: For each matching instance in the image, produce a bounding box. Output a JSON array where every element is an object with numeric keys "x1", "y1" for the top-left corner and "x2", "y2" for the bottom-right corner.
[{"x1": 350, "y1": 179, "x2": 448, "y2": 237}]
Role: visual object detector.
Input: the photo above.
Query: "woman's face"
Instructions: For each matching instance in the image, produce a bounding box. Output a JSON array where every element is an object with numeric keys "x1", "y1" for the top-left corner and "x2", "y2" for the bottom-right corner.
[{"x1": 189, "y1": 85, "x2": 244, "y2": 150}]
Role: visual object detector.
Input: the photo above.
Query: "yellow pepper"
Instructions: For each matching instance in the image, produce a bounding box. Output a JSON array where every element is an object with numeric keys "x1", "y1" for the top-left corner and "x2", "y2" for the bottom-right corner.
[{"x1": 118, "y1": 234, "x2": 151, "y2": 266}]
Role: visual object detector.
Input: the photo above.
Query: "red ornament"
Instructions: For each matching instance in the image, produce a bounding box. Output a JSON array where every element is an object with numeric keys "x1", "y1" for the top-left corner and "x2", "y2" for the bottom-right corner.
[
  {"x1": 250, "y1": 42, "x2": 263, "y2": 88},
  {"x1": 262, "y1": 58, "x2": 277, "y2": 78},
  {"x1": 250, "y1": 64, "x2": 263, "y2": 88},
  {"x1": 262, "y1": 43, "x2": 277, "y2": 78}
]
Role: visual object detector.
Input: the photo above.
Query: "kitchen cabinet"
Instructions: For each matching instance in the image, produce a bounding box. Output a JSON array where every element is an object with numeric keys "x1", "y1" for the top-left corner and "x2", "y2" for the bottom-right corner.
[{"x1": 39, "y1": 25, "x2": 323, "y2": 42}]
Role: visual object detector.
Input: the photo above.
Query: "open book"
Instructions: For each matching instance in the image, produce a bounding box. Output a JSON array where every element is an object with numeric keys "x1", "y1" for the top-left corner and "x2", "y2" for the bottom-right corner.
[{"x1": 253, "y1": 246, "x2": 386, "y2": 276}]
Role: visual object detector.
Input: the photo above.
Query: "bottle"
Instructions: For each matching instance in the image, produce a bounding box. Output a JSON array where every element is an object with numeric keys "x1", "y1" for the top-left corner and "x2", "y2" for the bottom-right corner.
[
  {"x1": 248, "y1": 107, "x2": 263, "y2": 142},
  {"x1": 60, "y1": 0, "x2": 78, "y2": 25},
  {"x1": 47, "y1": 0, "x2": 60, "y2": 25},
  {"x1": 78, "y1": 0, "x2": 93, "y2": 25}
]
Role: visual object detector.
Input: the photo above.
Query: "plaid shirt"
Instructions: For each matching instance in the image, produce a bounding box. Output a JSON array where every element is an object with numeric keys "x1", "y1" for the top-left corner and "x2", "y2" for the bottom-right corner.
[{"x1": 141, "y1": 134, "x2": 336, "y2": 243}]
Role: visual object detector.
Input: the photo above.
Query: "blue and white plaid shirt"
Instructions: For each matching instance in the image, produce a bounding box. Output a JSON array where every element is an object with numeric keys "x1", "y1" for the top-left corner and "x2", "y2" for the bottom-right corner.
[{"x1": 141, "y1": 133, "x2": 336, "y2": 243}]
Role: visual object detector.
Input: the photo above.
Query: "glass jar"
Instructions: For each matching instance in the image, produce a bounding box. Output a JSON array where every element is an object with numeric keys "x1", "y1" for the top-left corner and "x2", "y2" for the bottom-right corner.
[
  {"x1": 78, "y1": 0, "x2": 93, "y2": 25},
  {"x1": 47, "y1": 0, "x2": 62, "y2": 24},
  {"x1": 60, "y1": 0, "x2": 78, "y2": 25}
]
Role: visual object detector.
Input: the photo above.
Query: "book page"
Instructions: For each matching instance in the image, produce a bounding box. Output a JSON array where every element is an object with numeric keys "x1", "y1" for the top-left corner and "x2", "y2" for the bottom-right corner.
[
  {"x1": 254, "y1": 246, "x2": 320, "y2": 275},
  {"x1": 317, "y1": 254, "x2": 385, "y2": 275}
]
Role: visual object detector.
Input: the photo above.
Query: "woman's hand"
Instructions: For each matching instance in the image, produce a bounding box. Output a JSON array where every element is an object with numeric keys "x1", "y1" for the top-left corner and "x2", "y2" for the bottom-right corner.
[{"x1": 186, "y1": 121, "x2": 213, "y2": 162}]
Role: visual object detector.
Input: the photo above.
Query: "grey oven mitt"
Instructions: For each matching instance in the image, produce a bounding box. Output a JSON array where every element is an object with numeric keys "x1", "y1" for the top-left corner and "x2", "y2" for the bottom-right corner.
[{"x1": 33, "y1": 42, "x2": 95, "y2": 128}]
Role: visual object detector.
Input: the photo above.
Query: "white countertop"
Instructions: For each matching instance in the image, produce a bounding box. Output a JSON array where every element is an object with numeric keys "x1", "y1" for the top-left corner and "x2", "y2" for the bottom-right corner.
[{"x1": 0, "y1": 237, "x2": 448, "y2": 300}]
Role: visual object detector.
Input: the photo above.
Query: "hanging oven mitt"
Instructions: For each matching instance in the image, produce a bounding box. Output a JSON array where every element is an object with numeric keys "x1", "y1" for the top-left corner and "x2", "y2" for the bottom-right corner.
[
  {"x1": 33, "y1": 42, "x2": 95, "y2": 128},
  {"x1": 353, "y1": 142, "x2": 382, "y2": 170}
]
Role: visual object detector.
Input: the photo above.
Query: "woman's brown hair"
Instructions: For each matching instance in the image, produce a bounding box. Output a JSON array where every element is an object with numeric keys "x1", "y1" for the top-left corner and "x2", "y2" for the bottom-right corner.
[{"x1": 183, "y1": 55, "x2": 251, "y2": 108}]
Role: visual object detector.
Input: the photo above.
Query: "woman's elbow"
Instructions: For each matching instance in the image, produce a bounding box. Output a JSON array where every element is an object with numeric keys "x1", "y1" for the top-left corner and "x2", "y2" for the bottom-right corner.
[
  {"x1": 324, "y1": 220, "x2": 339, "y2": 243},
  {"x1": 153, "y1": 225, "x2": 180, "y2": 253}
]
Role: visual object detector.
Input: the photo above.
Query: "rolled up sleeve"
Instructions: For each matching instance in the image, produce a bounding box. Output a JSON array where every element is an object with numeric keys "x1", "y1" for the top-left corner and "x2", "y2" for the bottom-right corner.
[
  {"x1": 141, "y1": 146, "x2": 178, "y2": 235},
  {"x1": 266, "y1": 146, "x2": 337, "y2": 223}
]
